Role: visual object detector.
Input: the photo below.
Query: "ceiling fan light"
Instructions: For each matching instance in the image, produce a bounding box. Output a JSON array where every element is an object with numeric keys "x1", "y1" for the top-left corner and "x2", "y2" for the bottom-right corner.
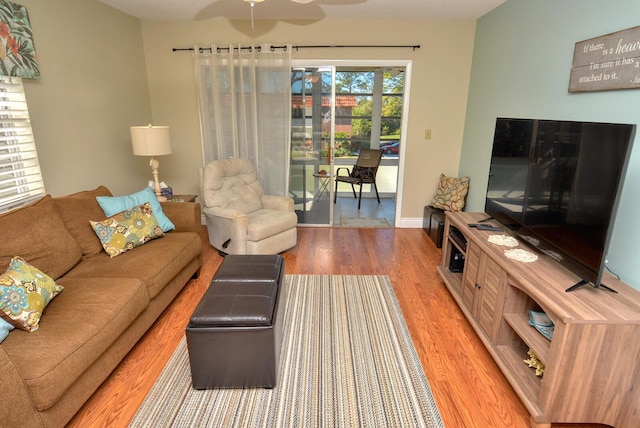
[{"x1": 243, "y1": 0, "x2": 265, "y2": 31}]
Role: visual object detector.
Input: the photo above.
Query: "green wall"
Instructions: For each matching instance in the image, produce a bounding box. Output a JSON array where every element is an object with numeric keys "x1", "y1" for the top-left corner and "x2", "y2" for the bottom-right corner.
[
  {"x1": 460, "y1": 0, "x2": 640, "y2": 289},
  {"x1": 20, "y1": 0, "x2": 152, "y2": 197}
]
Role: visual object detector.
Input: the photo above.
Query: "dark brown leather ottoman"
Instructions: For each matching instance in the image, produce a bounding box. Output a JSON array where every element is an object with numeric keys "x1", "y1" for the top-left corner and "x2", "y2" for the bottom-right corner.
[{"x1": 186, "y1": 254, "x2": 285, "y2": 389}]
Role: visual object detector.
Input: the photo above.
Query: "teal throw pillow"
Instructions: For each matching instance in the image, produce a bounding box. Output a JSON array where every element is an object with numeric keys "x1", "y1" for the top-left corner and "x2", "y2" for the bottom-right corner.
[
  {"x1": 96, "y1": 186, "x2": 175, "y2": 232},
  {"x1": 0, "y1": 317, "x2": 14, "y2": 343}
]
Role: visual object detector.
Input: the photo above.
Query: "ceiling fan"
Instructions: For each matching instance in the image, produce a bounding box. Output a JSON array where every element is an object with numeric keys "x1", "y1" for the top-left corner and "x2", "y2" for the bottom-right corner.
[
  {"x1": 243, "y1": 0, "x2": 315, "y2": 29},
  {"x1": 244, "y1": 0, "x2": 315, "y2": 5}
]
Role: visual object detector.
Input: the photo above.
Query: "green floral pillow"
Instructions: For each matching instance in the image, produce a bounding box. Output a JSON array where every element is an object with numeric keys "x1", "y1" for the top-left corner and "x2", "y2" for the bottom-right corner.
[
  {"x1": 430, "y1": 174, "x2": 470, "y2": 212},
  {"x1": 90, "y1": 202, "x2": 164, "y2": 258},
  {"x1": 0, "y1": 257, "x2": 64, "y2": 332}
]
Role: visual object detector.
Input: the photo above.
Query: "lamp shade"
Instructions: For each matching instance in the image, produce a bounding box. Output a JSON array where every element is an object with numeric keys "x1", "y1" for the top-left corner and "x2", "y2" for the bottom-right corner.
[{"x1": 130, "y1": 125, "x2": 172, "y2": 156}]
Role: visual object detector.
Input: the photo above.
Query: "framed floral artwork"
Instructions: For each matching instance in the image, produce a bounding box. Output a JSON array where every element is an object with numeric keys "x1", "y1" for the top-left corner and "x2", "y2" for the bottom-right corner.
[{"x1": 0, "y1": 0, "x2": 38, "y2": 78}]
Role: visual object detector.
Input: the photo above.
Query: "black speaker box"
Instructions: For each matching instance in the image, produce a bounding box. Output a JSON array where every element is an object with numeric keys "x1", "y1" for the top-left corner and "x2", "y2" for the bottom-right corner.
[{"x1": 449, "y1": 246, "x2": 465, "y2": 272}]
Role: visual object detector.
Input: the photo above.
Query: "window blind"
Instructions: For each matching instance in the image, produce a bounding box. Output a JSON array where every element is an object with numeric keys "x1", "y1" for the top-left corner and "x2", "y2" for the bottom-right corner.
[{"x1": 0, "y1": 76, "x2": 44, "y2": 213}]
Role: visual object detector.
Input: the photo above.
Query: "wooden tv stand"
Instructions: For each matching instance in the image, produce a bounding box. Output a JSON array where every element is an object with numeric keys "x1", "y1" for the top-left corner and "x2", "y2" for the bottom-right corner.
[{"x1": 437, "y1": 212, "x2": 640, "y2": 428}]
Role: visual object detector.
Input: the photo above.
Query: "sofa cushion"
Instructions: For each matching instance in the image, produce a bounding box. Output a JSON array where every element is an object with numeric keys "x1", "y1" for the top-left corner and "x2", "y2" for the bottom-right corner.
[
  {"x1": 90, "y1": 203, "x2": 164, "y2": 258},
  {"x1": 96, "y1": 186, "x2": 175, "y2": 232},
  {"x1": 0, "y1": 195, "x2": 82, "y2": 279},
  {"x1": 0, "y1": 257, "x2": 64, "y2": 332},
  {"x1": 64, "y1": 231, "x2": 202, "y2": 300},
  {"x1": 0, "y1": 276, "x2": 149, "y2": 411},
  {"x1": 53, "y1": 186, "x2": 113, "y2": 258}
]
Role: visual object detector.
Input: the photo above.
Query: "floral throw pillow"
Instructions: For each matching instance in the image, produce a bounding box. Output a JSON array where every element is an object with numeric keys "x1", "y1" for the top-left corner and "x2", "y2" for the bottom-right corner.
[
  {"x1": 430, "y1": 174, "x2": 470, "y2": 212},
  {"x1": 90, "y1": 202, "x2": 164, "y2": 258},
  {"x1": 0, "y1": 257, "x2": 64, "y2": 332}
]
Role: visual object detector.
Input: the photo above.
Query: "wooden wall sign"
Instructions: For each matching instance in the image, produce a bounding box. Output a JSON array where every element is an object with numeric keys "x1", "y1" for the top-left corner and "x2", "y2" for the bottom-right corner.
[{"x1": 569, "y1": 25, "x2": 640, "y2": 93}]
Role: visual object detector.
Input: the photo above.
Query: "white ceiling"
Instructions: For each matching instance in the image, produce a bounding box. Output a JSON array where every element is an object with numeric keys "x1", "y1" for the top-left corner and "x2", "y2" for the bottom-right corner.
[{"x1": 98, "y1": 0, "x2": 506, "y2": 21}]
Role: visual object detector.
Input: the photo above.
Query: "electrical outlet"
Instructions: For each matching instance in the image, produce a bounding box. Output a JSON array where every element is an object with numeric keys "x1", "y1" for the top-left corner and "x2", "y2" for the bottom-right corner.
[{"x1": 425, "y1": 129, "x2": 432, "y2": 139}]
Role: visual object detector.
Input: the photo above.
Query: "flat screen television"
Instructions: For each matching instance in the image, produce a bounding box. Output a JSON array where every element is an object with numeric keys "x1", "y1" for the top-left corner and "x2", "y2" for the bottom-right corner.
[{"x1": 485, "y1": 118, "x2": 636, "y2": 292}]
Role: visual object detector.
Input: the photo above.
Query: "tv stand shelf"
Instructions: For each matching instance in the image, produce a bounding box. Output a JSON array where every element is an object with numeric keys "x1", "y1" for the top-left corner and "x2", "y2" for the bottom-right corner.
[
  {"x1": 437, "y1": 212, "x2": 640, "y2": 428},
  {"x1": 503, "y1": 311, "x2": 549, "y2": 362}
]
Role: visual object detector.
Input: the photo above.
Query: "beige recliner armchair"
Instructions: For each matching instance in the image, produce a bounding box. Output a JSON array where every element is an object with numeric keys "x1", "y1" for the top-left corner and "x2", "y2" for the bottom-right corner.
[{"x1": 201, "y1": 158, "x2": 297, "y2": 255}]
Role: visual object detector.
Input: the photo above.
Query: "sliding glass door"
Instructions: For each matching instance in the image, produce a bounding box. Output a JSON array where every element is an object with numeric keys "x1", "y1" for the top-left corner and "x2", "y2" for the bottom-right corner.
[
  {"x1": 289, "y1": 66, "x2": 335, "y2": 225},
  {"x1": 290, "y1": 60, "x2": 410, "y2": 226}
]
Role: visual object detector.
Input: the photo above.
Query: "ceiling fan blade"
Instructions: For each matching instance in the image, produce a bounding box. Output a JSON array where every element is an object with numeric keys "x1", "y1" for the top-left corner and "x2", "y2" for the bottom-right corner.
[{"x1": 290, "y1": 0, "x2": 315, "y2": 3}]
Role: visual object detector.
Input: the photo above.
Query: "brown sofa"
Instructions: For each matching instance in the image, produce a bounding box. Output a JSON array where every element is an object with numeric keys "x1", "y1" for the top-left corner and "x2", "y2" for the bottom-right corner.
[{"x1": 0, "y1": 186, "x2": 202, "y2": 427}]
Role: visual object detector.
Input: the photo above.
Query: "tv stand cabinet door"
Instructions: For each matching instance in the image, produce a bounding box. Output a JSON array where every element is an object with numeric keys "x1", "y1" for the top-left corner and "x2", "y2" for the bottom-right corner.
[
  {"x1": 461, "y1": 242, "x2": 481, "y2": 312},
  {"x1": 460, "y1": 242, "x2": 507, "y2": 342},
  {"x1": 475, "y1": 256, "x2": 508, "y2": 341}
]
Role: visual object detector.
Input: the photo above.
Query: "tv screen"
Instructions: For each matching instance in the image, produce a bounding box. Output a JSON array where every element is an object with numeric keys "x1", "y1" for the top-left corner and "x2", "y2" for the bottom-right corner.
[{"x1": 485, "y1": 118, "x2": 636, "y2": 290}]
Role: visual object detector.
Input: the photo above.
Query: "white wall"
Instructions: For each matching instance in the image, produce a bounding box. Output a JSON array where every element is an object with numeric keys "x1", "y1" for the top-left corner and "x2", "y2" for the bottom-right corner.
[{"x1": 139, "y1": 17, "x2": 476, "y2": 222}]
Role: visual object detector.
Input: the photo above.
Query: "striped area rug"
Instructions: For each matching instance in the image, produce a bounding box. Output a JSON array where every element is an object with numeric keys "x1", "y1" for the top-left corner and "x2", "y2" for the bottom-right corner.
[{"x1": 129, "y1": 275, "x2": 444, "y2": 428}]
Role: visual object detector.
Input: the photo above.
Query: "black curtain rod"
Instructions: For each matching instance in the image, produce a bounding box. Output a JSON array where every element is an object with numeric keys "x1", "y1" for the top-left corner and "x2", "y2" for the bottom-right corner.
[{"x1": 173, "y1": 44, "x2": 421, "y2": 53}]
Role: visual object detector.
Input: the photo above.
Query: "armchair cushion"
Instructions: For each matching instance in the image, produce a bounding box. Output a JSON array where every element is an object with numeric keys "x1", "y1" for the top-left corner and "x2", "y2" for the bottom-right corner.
[
  {"x1": 218, "y1": 186, "x2": 263, "y2": 214},
  {"x1": 202, "y1": 159, "x2": 264, "y2": 214},
  {"x1": 247, "y1": 209, "x2": 298, "y2": 242}
]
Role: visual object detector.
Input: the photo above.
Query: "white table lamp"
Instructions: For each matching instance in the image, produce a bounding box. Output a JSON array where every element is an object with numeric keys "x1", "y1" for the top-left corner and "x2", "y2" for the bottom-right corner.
[{"x1": 130, "y1": 124, "x2": 173, "y2": 201}]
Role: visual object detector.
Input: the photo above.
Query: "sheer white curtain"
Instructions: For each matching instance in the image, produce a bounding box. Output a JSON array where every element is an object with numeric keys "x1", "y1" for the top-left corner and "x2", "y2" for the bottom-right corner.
[{"x1": 193, "y1": 43, "x2": 292, "y2": 196}]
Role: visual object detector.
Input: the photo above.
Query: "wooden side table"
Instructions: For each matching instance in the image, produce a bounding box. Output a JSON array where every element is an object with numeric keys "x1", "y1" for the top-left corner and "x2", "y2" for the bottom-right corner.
[{"x1": 169, "y1": 194, "x2": 197, "y2": 203}]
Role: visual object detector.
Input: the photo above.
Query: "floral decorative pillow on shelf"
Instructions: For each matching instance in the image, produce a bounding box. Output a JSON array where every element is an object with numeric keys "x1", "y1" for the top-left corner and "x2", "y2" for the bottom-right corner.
[
  {"x1": 430, "y1": 174, "x2": 470, "y2": 212},
  {"x1": 0, "y1": 257, "x2": 63, "y2": 332},
  {"x1": 90, "y1": 202, "x2": 164, "y2": 258}
]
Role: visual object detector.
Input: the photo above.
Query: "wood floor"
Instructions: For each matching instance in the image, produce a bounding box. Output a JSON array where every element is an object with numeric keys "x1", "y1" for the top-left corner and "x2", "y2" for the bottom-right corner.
[{"x1": 68, "y1": 227, "x2": 608, "y2": 428}]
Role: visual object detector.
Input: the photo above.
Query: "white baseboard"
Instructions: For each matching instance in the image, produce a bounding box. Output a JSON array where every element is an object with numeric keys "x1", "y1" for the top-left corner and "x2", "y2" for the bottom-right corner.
[
  {"x1": 202, "y1": 215, "x2": 425, "y2": 228},
  {"x1": 396, "y1": 217, "x2": 423, "y2": 228}
]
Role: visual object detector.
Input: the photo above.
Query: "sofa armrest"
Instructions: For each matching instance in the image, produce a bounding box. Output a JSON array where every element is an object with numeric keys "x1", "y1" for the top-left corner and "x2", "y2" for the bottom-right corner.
[
  {"x1": 160, "y1": 202, "x2": 202, "y2": 233},
  {"x1": 261, "y1": 195, "x2": 294, "y2": 212},
  {"x1": 0, "y1": 347, "x2": 42, "y2": 426}
]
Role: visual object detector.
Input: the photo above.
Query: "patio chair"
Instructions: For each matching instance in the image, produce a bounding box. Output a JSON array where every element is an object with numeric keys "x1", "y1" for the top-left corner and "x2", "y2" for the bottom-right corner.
[{"x1": 334, "y1": 148, "x2": 383, "y2": 209}]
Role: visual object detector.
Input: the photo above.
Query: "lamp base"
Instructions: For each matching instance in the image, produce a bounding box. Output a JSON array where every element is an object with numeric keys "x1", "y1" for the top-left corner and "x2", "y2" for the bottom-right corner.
[{"x1": 149, "y1": 156, "x2": 168, "y2": 202}]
